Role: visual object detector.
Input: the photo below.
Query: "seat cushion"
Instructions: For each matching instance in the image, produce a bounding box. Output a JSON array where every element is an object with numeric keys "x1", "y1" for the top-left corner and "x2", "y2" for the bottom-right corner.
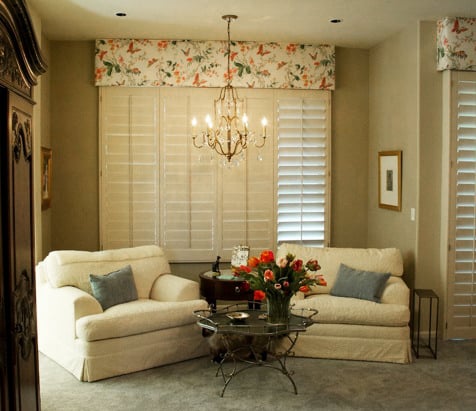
[
  {"x1": 293, "y1": 294, "x2": 409, "y2": 327},
  {"x1": 76, "y1": 298, "x2": 208, "y2": 342}
]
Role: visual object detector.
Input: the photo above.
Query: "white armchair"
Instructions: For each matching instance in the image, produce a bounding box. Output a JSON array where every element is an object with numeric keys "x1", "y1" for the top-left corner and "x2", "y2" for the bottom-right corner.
[{"x1": 36, "y1": 245, "x2": 209, "y2": 381}]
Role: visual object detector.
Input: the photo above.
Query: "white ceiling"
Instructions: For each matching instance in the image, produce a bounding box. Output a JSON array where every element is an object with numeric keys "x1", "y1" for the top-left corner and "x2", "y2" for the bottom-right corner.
[{"x1": 27, "y1": 0, "x2": 476, "y2": 49}]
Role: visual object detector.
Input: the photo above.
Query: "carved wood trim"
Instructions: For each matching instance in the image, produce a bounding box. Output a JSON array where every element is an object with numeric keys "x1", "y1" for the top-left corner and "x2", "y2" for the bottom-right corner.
[
  {"x1": 12, "y1": 108, "x2": 32, "y2": 162},
  {"x1": 0, "y1": 0, "x2": 47, "y2": 98},
  {"x1": 13, "y1": 270, "x2": 35, "y2": 361}
]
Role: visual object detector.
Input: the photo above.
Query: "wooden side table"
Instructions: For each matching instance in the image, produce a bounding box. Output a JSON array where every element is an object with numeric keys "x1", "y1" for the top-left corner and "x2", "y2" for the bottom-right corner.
[
  {"x1": 412, "y1": 288, "x2": 439, "y2": 359},
  {"x1": 199, "y1": 270, "x2": 253, "y2": 309}
]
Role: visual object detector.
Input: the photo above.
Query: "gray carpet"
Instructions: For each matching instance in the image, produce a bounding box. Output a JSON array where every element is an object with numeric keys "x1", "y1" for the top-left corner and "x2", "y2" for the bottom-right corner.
[{"x1": 39, "y1": 339, "x2": 476, "y2": 411}]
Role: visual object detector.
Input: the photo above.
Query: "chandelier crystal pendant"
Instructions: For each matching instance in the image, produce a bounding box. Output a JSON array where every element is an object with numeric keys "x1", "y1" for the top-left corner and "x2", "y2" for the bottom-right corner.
[{"x1": 191, "y1": 15, "x2": 267, "y2": 165}]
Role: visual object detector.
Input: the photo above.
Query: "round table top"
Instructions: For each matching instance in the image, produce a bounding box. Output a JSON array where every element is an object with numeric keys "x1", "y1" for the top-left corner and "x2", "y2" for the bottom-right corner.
[{"x1": 200, "y1": 269, "x2": 244, "y2": 281}]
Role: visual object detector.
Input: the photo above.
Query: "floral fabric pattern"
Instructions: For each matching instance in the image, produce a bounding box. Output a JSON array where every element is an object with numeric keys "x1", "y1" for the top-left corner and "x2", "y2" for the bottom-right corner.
[
  {"x1": 437, "y1": 17, "x2": 476, "y2": 71},
  {"x1": 95, "y1": 39, "x2": 335, "y2": 90}
]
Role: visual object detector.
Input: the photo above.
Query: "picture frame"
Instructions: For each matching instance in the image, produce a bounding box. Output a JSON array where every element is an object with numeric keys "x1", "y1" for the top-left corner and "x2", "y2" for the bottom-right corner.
[
  {"x1": 231, "y1": 245, "x2": 250, "y2": 268},
  {"x1": 378, "y1": 150, "x2": 402, "y2": 211},
  {"x1": 41, "y1": 147, "x2": 52, "y2": 210}
]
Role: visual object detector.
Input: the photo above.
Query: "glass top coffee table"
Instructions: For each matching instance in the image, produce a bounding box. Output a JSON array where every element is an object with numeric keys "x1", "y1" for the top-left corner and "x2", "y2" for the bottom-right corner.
[{"x1": 194, "y1": 303, "x2": 317, "y2": 397}]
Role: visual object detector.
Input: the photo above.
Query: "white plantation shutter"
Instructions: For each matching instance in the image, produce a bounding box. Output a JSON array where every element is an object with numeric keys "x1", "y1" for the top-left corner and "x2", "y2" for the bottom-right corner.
[
  {"x1": 100, "y1": 88, "x2": 159, "y2": 249},
  {"x1": 277, "y1": 93, "x2": 331, "y2": 247},
  {"x1": 448, "y1": 72, "x2": 476, "y2": 338},
  {"x1": 220, "y1": 92, "x2": 276, "y2": 256},
  {"x1": 100, "y1": 88, "x2": 331, "y2": 260},
  {"x1": 159, "y1": 88, "x2": 217, "y2": 261}
]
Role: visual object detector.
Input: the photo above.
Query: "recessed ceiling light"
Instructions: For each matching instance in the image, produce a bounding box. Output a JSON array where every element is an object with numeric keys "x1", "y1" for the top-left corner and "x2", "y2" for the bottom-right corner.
[
  {"x1": 329, "y1": 18, "x2": 343, "y2": 24},
  {"x1": 115, "y1": 12, "x2": 127, "y2": 17}
]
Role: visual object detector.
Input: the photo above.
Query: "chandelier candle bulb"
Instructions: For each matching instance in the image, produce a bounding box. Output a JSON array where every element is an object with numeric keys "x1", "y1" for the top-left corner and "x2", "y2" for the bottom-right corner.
[
  {"x1": 205, "y1": 115, "x2": 213, "y2": 130},
  {"x1": 261, "y1": 117, "x2": 268, "y2": 136},
  {"x1": 242, "y1": 114, "x2": 248, "y2": 132}
]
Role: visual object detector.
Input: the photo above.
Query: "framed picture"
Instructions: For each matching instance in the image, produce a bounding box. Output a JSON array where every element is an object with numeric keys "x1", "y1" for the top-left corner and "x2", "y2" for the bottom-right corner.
[
  {"x1": 41, "y1": 147, "x2": 52, "y2": 210},
  {"x1": 231, "y1": 245, "x2": 250, "y2": 268},
  {"x1": 378, "y1": 150, "x2": 402, "y2": 211}
]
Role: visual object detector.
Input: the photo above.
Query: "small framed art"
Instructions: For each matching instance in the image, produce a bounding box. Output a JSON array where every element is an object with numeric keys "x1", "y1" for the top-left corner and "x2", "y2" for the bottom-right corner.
[
  {"x1": 378, "y1": 150, "x2": 402, "y2": 211},
  {"x1": 231, "y1": 245, "x2": 250, "y2": 268},
  {"x1": 41, "y1": 147, "x2": 52, "y2": 210}
]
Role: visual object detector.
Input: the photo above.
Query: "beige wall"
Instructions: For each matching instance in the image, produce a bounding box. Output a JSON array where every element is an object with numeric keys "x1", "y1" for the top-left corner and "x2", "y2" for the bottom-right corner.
[
  {"x1": 44, "y1": 43, "x2": 370, "y2": 261},
  {"x1": 49, "y1": 41, "x2": 99, "y2": 253},
  {"x1": 332, "y1": 47, "x2": 369, "y2": 247},
  {"x1": 368, "y1": 21, "x2": 447, "y2": 332},
  {"x1": 368, "y1": 23, "x2": 419, "y2": 284},
  {"x1": 416, "y1": 21, "x2": 444, "y2": 298}
]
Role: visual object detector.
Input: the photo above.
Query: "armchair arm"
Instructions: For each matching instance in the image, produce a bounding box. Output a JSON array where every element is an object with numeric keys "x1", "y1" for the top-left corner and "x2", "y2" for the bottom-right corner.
[
  {"x1": 36, "y1": 282, "x2": 102, "y2": 340},
  {"x1": 149, "y1": 274, "x2": 201, "y2": 302},
  {"x1": 380, "y1": 276, "x2": 410, "y2": 306}
]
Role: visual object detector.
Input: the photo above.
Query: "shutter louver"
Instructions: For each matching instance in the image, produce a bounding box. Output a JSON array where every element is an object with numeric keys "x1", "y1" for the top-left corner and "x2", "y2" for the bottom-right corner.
[
  {"x1": 277, "y1": 96, "x2": 330, "y2": 247},
  {"x1": 450, "y1": 73, "x2": 476, "y2": 337}
]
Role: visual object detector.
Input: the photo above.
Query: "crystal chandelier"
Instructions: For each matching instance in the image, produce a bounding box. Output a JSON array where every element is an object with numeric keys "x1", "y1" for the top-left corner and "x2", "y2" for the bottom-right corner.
[{"x1": 191, "y1": 15, "x2": 267, "y2": 164}]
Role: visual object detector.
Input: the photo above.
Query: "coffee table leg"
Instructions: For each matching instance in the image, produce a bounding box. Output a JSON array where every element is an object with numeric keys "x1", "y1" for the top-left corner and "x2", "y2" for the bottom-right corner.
[{"x1": 216, "y1": 333, "x2": 299, "y2": 397}]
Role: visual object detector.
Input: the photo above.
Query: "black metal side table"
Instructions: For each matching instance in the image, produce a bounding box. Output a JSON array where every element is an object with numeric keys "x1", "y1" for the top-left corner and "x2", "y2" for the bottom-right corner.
[{"x1": 412, "y1": 289, "x2": 439, "y2": 359}]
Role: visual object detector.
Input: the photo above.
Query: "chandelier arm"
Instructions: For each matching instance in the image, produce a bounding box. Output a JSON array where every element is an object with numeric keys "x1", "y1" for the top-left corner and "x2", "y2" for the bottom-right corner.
[
  {"x1": 212, "y1": 137, "x2": 230, "y2": 157},
  {"x1": 192, "y1": 134, "x2": 204, "y2": 149},
  {"x1": 254, "y1": 136, "x2": 267, "y2": 149}
]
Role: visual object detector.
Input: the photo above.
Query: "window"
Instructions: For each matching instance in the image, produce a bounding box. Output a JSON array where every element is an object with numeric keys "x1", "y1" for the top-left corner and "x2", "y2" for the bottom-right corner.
[
  {"x1": 447, "y1": 71, "x2": 476, "y2": 339},
  {"x1": 277, "y1": 95, "x2": 331, "y2": 247},
  {"x1": 99, "y1": 88, "x2": 331, "y2": 261}
]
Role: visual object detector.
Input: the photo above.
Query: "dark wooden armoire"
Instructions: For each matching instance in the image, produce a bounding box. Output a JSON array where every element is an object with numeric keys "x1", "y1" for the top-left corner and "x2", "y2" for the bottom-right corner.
[{"x1": 0, "y1": 1, "x2": 47, "y2": 410}]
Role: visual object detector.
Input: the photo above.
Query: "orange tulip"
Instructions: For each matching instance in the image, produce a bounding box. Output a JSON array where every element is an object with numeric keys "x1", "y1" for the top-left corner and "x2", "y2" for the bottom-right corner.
[{"x1": 248, "y1": 256, "x2": 260, "y2": 268}]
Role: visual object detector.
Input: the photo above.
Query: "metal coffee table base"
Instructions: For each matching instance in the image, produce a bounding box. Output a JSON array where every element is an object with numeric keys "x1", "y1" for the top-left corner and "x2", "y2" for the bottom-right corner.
[
  {"x1": 216, "y1": 333, "x2": 300, "y2": 397},
  {"x1": 194, "y1": 304, "x2": 317, "y2": 397}
]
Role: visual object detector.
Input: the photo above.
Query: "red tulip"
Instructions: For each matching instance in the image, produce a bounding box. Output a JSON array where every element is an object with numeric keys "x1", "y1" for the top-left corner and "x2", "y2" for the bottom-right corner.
[
  {"x1": 292, "y1": 259, "x2": 303, "y2": 272},
  {"x1": 260, "y1": 250, "x2": 275, "y2": 263},
  {"x1": 254, "y1": 290, "x2": 266, "y2": 301}
]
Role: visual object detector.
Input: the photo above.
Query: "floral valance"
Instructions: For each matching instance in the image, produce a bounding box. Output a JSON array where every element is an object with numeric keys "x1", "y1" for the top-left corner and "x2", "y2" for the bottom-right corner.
[
  {"x1": 437, "y1": 17, "x2": 476, "y2": 71},
  {"x1": 95, "y1": 39, "x2": 335, "y2": 90}
]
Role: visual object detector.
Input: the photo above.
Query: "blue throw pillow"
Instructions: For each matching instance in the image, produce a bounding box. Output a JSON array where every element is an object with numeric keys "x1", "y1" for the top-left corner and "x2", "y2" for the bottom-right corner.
[
  {"x1": 330, "y1": 263, "x2": 391, "y2": 303},
  {"x1": 89, "y1": 265, "x2": 138, "y2": 310}
]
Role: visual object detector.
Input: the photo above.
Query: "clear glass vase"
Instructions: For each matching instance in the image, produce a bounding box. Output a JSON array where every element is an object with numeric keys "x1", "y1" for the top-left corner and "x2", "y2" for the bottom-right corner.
[{"x1": 266, "y1": 293, "x2": 291, "y2": 324}]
